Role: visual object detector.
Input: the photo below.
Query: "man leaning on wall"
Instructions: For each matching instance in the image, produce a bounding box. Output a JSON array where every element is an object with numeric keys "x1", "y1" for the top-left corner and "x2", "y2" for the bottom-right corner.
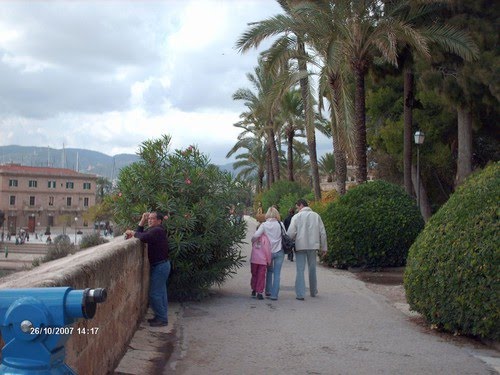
[{"x1": 125, "y1": 212, "x2": 170, "y2": 327}]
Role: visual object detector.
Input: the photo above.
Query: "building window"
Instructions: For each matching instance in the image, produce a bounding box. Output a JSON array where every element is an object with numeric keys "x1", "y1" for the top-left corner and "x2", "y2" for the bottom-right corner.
[
  {"x1": 66, "y1": 197, "x2": 72, "y2": 206},
  {"x1": 29, "y1": 196, "x2": 35, "y2": 206},
  {"x1": 83, "y1": 182, "x2": 91, "y2": 190},
  {"x1": 28, "y1": 180, "x2": 38, "y2": 188},
  {"x1": 66, "y1": 182, "x2": 74, "y2": 189},
  {"x1": 48, "y1": 180, "x2": 56, "y2": 188},
  {"x1": 8, "y1": 179, "x2": 18, "y2": 187},
  {"x1": 83, "y1": 197, "x2": 89, "y2": 207},
  {"x1": 9, "y1": 196, "x2": 15, "y2": 205},
  {"x1": 49, "y1": 196, "x2": 54, "y2": 206}
]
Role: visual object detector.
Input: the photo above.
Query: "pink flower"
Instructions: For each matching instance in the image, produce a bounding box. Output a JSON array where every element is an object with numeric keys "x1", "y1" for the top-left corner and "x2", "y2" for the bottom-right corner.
[{"x1": 185, "y1": 178, "x2": 191, "y2": 185}]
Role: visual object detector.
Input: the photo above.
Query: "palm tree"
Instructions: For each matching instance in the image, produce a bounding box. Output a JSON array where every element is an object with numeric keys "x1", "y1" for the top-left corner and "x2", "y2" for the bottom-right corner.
[
  {"x1": 277, "y1": 88, "x2": 305, "y2": 181},
  {"x1": 319, "y1": 153, "x2": 335, "y2": 182},
  {"x1": 291, "y1": 0, "x2": 437, "y2": 184},
  {"x1": 226, "y1": 137, "x2": 267, "y2": 193},
  {"x1": 232, "y1": 60, "x2": 284, "y2": 183},
  {"x1": 236, "y1": 0, "x2": 322, "y2": 200}
]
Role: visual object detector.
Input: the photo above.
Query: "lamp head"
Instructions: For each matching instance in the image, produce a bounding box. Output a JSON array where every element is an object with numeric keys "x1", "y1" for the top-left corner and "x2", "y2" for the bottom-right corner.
[{"x1": 414, "y1": 130, "x2": 425, "y2": 145}]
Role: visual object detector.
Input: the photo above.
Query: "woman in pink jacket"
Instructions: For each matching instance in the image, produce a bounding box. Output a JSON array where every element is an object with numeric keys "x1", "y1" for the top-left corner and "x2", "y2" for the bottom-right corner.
[{"x1": 250, "y1": 230, "x2": 271, "y2": 300}]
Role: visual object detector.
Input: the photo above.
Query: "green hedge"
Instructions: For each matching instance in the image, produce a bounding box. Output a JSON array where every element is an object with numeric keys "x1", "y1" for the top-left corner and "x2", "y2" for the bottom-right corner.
[
  {"x1": 404, "y1": 163, "x2": 500, "y2": 340},
  {"x1": 322, "y1": 180, "x2": 424, "y2": 268},
  {"x1": 260, "y1": 180, "x2": 310, "y2": 218}
]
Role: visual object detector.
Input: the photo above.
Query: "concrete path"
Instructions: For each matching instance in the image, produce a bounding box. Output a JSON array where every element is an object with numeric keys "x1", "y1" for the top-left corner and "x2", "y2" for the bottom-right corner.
[{"x1": 117, "y1": 217, "x2": 499, "y2": 375}]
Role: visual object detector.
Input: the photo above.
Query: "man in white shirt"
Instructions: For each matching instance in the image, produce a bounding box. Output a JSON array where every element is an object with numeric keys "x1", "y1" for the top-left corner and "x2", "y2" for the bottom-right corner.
[{"x1": 287, "y1": 199, "x2": 327, "y2": 300}]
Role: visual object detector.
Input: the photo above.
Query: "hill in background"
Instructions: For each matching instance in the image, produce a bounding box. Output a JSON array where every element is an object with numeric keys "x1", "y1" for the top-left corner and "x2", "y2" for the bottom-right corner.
[
  {"x1": 0, "y1": 145, "x2": 139, "y2": 180},
  {"x1": 0, "y1": 145, "x2": 237, "y2": 180}
]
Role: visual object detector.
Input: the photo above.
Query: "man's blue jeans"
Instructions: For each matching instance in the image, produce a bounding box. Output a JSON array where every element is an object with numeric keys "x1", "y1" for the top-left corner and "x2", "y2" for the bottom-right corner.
[
  {"x1": 149, "y1": 260, "x2": 171, "y2": 323},
  {"x1": 295, "y1": 250, "x2": 318, "y2": 299},
  {"x1": 266, "y1": 250, "x2": 284, "y2": 299}
]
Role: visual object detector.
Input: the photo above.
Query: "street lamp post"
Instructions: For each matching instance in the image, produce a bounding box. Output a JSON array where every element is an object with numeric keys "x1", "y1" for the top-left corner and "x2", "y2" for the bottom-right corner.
[
  {"x1": 74, "y1": 217, "x2": 78, "y2": 245},
  {"x1": 414, "y1": 130, "x2": 425, "y2": 209}
]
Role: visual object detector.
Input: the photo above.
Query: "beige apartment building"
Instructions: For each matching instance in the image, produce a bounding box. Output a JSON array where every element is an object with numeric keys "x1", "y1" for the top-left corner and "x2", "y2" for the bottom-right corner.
[{"x1": 0, "y1": 164, "x2": 97, "y2": 234}]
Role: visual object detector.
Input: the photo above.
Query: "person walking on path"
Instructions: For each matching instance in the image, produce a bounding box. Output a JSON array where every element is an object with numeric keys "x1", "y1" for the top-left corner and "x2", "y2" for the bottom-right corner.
[
  {"x1": 251, "y1": 206, "x2": 284, "y2": 300},
  {"x1": 287, "y1": 199, "x2": 327, "y2": 300},
  {"x1": 249, "y1": 231, "x2": 271, "y2": 300},
  {"x1": 125, "y1": 211, "x2": 170, "y2": 327},
  {"x1": 283, "y1": 207, "x2": 295, "y2": 262}
]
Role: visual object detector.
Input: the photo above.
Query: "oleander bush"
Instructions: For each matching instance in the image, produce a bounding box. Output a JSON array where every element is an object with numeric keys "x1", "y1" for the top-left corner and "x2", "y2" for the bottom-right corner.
[
  {"x1": 404, "y1": 163, "x2": 500, "y2": 340},
  {"x1": 113, "y1": 135, "x2": 246, "y2": 301},
  {"x1": 322, "y1": 180, "x2": 424, "y2": 268}
]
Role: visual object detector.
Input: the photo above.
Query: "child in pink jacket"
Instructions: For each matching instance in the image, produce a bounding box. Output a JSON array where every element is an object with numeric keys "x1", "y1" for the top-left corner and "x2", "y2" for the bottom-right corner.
[{"x1": 250, "y1": 232, "x2": 271, "y2": 300}]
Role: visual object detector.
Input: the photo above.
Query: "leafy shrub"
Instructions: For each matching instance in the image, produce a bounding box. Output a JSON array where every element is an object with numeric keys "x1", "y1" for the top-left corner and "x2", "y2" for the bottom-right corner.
[
  {"x1": 260, "y1": 180, "x2": 310, "y2": 218},
  {"x1": 113, "y1": 135, "x2": 246, "y2": 301},
  {"x1": 79, "y1": 232, "x2": 109, "y2": 249},
  {"x1": 322, "y1": 180, "x2": 424, "y2": 268},
  {"x1": 404, "y1": 163, "x2": 500, "y2": 340},
  {"x1": 44, "y1": 234, "x2": 76, "y2": 262}
]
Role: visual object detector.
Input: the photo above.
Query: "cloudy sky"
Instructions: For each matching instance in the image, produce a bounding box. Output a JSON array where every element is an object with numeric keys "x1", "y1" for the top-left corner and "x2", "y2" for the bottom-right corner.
[{"x1": 0, "y1": 0, "x2": 330, "y2": 165}]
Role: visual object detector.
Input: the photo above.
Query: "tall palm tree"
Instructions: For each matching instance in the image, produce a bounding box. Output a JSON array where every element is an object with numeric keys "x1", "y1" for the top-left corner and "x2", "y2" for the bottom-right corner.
[
  {"x1": 232, "y1": 60, "x2": 284, "y2": 183},
  {"x1": 291, "y1": 0, "x2": 436, "y2": 184},
  {"x1": 236, "y1": 0, "x2": 322, "y2": 200},
  {"x1": 277, "y1": 88, "x2": 305, "y2": 181}
]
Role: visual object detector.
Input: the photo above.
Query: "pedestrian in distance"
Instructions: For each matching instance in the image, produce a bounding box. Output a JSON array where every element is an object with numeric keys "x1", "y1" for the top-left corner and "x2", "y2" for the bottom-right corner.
[
  {"x1": 287, "y1": 199, "x2": 327, "y2": 301},
  {"x1": 125, "y1": 212, "x2": 170, "y2": 327},
  {"x1": 252, "y1": 206, "x2": 285, "y2": 300},
  {"x1": 283, "y1": 207, "x2": 296, "y2": 262},
  {"x1": 250, "y1": 231, "x2": 271, "y2": 300}
]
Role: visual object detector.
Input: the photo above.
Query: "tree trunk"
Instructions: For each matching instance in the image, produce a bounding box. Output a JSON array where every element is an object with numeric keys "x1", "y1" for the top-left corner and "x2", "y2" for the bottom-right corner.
[
  {"x1": 403, "y1": 69, "x2": 414, "y2": 196},
  {"x1": 287, "y1": 128, "x2": 294, "y2": 181},
  {"x1": 411, "y1": 163, "x2": 432, "y2": 222},
  {"x1": 328, "y1": 72, "x2": 347, "y2": 195},
  {"x1": 266, "y1": 145, "x2": 273, "y2": 189},
  {"x1": 456, "y1": 106, "x2": 473, "y2": 186},
  {"x1": 258, "y1": 169, "x2": 264, "y2": 193},
  {"x1": 353, "y1": 67, "x2": 367, "y2": 184},
  {"x1": 268, "y1": 125, "x2": 280, "y2": 181},
  {"x1": 297, "y1": 39, "x2": 321, "y2": 200},
  {"x1": 333, "y1": 133, "x2": 347, "y2": 195}
]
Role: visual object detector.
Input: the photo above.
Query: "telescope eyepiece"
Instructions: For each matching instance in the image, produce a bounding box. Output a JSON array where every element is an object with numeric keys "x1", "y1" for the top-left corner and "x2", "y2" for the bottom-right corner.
[{"x1": 87, "y1": 288, "x2": 107, "y2": 303}]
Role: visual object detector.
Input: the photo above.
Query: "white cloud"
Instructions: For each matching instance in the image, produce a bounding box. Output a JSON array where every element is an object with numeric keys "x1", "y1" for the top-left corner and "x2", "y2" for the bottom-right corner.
[{"x1": 0, "y1": 0, "x2": 332, "y2": 166}]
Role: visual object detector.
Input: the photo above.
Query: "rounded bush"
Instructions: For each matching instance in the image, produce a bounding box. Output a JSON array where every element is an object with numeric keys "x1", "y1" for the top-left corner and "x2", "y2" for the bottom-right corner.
[
  {"x1": 322, "y1": 180, "x2": 424, "y2": 268},
  {"x1": 79, "y1": 232, "x2": 109, "y2": 249},
  {"x1": 404, "y1": 163, "x2": 500, "y2": 340}
]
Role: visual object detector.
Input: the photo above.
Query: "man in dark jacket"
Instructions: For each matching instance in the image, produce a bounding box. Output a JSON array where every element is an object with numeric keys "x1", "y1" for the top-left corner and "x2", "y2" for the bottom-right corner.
[{"x1": 125, "y1": 212, "x2": 170, "y2": 327}]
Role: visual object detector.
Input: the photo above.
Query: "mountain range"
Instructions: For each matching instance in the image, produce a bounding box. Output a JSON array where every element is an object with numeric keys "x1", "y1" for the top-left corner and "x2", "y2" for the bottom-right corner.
[{"x1": 0, "y1": 145, "x2": 235, "y2": 180}]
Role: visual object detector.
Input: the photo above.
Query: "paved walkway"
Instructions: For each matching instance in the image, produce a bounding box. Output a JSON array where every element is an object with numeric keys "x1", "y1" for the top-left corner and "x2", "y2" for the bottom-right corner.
[{"x1": 115, "y1": 217, "x2": 499, "y2": 375}]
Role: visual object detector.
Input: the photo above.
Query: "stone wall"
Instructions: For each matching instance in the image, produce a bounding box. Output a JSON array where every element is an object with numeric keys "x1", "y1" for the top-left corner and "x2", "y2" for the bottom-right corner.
[{"x1": 0, "y1": 237, "x2": 149, "y2": 374}]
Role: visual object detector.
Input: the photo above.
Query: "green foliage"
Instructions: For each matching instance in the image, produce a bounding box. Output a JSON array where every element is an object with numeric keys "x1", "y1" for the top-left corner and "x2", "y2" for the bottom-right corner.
[
  {"x1": 260, "y1": 180, "x2": 310, "y2": 219},
  {"x1": 79, "y1": 232, "x2": 109, "y2": 249},
  {"x1": 322, "y1": 181, "x2": 424, "y2": 269},
  {"x1": 404, "y1": 163, "x2": 500, "y2": 340},
  {"x1": 113, "y1": 135, "x2": 247, "y2": 301},
  {"x1": 43, "y1": 234, "x2": 76, "y2": 262}
]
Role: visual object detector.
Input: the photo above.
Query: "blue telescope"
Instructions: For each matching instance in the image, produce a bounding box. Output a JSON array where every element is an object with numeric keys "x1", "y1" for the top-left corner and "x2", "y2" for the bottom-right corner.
[{"x1": 0, "y1": 287, "x2": 107, "y2": 374}]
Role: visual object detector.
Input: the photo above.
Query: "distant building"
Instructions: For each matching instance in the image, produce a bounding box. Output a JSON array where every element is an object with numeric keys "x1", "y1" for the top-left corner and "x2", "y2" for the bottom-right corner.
[{"x1": 0, "y1": 164, "x2": 97, "y2": 234}]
